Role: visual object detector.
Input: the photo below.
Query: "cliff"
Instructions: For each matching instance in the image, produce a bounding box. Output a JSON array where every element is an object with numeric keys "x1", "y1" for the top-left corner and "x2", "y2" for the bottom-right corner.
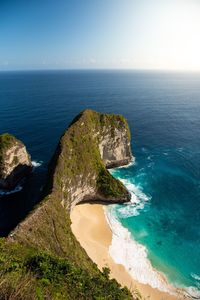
[
  {"x1": 12, "y1": 109, "x2": 132, "y2": 250},
  {"x1": 0, "y1": 133, "x2": 32, "y2": 190},
  {"x1": 0, "y1": 110, "x2": 136, "y2": 300},
  {"x1": 48, "y1": 109, "x2": 132, "y2": 210}
]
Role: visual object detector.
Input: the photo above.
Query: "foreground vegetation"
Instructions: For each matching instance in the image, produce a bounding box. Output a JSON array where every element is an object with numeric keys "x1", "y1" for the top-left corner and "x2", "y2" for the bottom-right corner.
[{"x1": 0, "y1": 239, "x2": 134, "y2": 300}]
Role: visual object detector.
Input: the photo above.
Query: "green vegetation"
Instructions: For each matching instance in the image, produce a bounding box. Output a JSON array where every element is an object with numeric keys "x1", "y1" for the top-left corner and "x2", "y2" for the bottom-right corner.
[
  {"x1": 0, "y1": 133, "x2": 16, "y2": 168},
  {"x1": 0, "y1": 133, "x2": 23, "y2": 172},
  {"x1": 97, "y1": 168, "x2": 129, "y2": 198},
  {"x1": 0, "y1": 239, "x2": 132, "y2": 300},
  {"x1": 51, "y1": 109, "x2": 130, "y2": 206},
  {"x1": 0, "y1": 133, "x2": 17, "y2": 152},
  {"x1": 0, "y1": 110, "x2": 136, "y2": 299}
]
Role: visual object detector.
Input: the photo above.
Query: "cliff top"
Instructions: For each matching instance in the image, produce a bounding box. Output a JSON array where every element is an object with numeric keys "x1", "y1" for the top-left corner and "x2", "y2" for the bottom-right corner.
[
  {"x1": 48, "y1": 109, "x2": 132, "y2": 210},
  {"x1": 0, "y1": 133, "x2": 21, "y2": 151},
  {"x1": 0, "y1": 133, "x2": 32, "y2": 188},
  {"x1": 0, "y1": 110, "x2": 135, "y2": 299}
]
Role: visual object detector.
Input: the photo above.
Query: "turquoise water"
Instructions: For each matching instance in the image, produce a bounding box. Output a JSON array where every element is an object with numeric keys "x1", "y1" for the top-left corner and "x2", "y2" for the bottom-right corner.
[
  {"x1": 0, "y1": 70, "x2": 200, "y2": 294},
  {"x1": 110, "y1": 147, "x2": 200, "y2": 295}
]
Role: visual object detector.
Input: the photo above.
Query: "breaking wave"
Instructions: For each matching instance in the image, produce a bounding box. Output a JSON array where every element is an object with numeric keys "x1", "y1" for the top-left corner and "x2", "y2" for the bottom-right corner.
[
  {"x1": 32, "y1": 160, "x2": 43, "y2": 168},
  {"x1": 0, "y1": 185, "x2": 23, "y2": 196}
]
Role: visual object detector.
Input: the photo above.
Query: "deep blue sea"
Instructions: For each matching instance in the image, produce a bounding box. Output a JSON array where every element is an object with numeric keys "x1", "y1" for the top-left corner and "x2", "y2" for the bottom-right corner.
[{"x1": 0, "y1": 70, "x2": 200, "y2": 295}]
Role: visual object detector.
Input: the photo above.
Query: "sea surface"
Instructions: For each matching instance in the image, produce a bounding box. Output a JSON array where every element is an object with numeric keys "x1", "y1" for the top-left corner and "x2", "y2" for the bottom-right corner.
[{"x1": 0, "y1": 70, "x2": 200, "y2": 296}]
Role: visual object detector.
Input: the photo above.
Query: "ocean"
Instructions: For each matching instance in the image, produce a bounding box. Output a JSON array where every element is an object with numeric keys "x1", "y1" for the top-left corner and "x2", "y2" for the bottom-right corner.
[{"x1": 0, "y1": 70, "x2": 200, "y2": 296}]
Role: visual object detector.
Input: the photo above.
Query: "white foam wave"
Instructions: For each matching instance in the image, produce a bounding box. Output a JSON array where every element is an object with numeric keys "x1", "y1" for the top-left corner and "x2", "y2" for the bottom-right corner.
[
  {"x1": 185, "y1": 286, "x2": 200, "y2": 299},
  {"x1": 0, "y1": 185, "x2": 23, "y2": 196},
  {"x1": 112, "y1": 156, "x2": 135, "y2": 169},
  {"x1": 105, "y1": 208, "x2": 176, "y2": 295},
  {"x1": 191, "y1": 273, "x2": 200, "y2": 281},
  {"x1": 116, "y1": 178, "x2": 151, "y2": 218},
  {"x1": 107, "y1": 168, "x2": 200, "y2": 298},
  {"x1": 32, "y1": 160, "x2": 43, "y2": 168}
]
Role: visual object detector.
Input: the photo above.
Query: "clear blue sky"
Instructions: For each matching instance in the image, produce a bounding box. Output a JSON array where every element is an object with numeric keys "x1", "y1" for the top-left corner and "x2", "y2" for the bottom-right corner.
[{"x1": 1, "y1": 0, "x2": 200, "y2": 70}]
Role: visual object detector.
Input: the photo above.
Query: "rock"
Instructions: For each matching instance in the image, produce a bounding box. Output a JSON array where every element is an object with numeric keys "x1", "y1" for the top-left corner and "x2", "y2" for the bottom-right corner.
[
  {"x1": 47, "y1": 109, "x2": 133, "y2": 210},
  {"x1": 98, "y1": 118, "x2": 132, "y2": 168},
  {"x1": 0, "y1": 133, "x2": 32, "y2": 190},
  {"x1": 11, "y1": 110, "x2": 133, "y2": 256}
]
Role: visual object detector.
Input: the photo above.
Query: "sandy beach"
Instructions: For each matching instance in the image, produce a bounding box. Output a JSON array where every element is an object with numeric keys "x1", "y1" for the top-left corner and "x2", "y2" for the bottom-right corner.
[{"x1": 71, "y1": 203, "x2": 188, "y2": 300}]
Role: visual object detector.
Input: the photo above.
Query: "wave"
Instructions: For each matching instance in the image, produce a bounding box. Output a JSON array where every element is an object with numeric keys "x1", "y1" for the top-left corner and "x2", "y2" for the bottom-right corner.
[
  {"x1": 32, "y1": 160, "x2": 43, "y2": 168},
  {"x1": 110, "y1": 156, "x2": 135, "y2": 169},
  {"x1": 0, "y1": 185, "x2": 23, "y2": 196},
  {"x1": 0, "y1": 160, "x2": 42, "y2": 197},
  {"x1": 105, "y1": 208, "x2": 200, "y2": 299},
  {"x1": 117, "y1": 179, "x2": 150, "y2": 218},
  {"x1": 191, "y1": 273, "x2": 200, "y2": 282},
  {"x1": 185, "y1": 286, "x2": 200, "y2": 299},
  {"x1": 105, "y1": 207, "x2": 176, "y2": 295},
  {"x1": 107, "y1": 165, "x2": 200, "y2": 299}
]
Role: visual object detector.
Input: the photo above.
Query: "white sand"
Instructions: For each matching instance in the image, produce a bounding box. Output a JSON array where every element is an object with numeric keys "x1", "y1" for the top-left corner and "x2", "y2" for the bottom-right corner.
[{"x1": 71, "y1": 203, "x2": 188, "y2": 300}]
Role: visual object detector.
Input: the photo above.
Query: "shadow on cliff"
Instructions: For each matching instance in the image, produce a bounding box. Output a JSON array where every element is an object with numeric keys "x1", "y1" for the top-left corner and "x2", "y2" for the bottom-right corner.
[
  {"x1": 0, "y1": 163, "x2": 32, "y2": 191},
  {"x1": 0, "y1": 164, "x2": 46, "y2": 237}
]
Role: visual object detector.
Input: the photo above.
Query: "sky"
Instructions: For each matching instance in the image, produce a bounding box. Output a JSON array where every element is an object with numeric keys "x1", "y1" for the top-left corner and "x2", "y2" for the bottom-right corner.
[{"x1": 1, "y1": 0, "x2": 200, "y2": 71}]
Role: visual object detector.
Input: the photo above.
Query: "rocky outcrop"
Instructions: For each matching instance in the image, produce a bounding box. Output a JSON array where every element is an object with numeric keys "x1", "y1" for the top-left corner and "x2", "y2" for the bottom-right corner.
[
  {"x1": 1, "y1": 111, "x2": 135, "y2": 300},
  {"x1": 0, "y1": 133, "x2": 32, "y2": 190},
  {"x1": 47, "y1": 109, "x2": 133, "y2": 211},
  {"x1": 99, "y1": 124, "x2": 132, "y2": 168},
  {"x1": 11, "y1": 110, "x2": 133, "y2": 248}
]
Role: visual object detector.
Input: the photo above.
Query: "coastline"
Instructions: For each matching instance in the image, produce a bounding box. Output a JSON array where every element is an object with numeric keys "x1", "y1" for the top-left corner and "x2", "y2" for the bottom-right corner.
[{"x1": 70, "y1": 203, "x2": 187, "y2": 300}]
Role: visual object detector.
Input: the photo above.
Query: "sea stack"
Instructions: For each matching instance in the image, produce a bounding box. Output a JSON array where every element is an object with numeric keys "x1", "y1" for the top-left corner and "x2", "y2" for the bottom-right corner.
[
  {"x1": 47, "y1": 109, "x2": 133, "y2": 210},
  {"x1": 0, "y1": 133, "x2": 32, "y2": 190}
]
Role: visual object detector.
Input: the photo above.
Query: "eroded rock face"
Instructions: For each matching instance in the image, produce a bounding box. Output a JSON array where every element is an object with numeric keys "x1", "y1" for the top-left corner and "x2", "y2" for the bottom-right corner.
[
  {"x1": 99, "y1": 124, "x2": 132, "y2": 168},
  {"x1": 11, "y1": 110, "x2": 133, "y2": 252},
  {"x1": 0, "y1": 133, "x2": 32, "y2": 190},
  {"x1": 48, "y1": 109, "x2": 133, "y2": 211}
]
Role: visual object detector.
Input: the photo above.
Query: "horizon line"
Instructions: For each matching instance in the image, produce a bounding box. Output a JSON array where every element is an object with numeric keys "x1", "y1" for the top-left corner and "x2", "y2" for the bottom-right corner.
[{"x1": 1, "y1": 68, "x2": 200, "y2": 74}]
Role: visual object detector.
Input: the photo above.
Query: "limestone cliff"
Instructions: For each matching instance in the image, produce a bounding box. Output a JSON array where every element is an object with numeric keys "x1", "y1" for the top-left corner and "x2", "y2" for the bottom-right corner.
[
  {"x1": 48, "y1": 109, "x2": 132, "y2": 210},
  {"x1": 12, "y1": 109, "x2": 133, "y2": 250},
  {"x1": 0, "y1": 110, "x2": 135, "y2": 299},
  {"x1": 0, "y1": 133, "x2": 32, "y2": 190}
]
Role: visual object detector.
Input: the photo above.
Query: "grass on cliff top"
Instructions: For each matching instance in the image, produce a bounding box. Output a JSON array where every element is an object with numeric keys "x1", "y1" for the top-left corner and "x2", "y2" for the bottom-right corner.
[
  {"x1": 10, "y1": 195, "x2": 138, "y2": 299},
  {"x1": 0, "y1": 133, "x2": 17, "y2": 167},
  {"x1": 0, "y1": 133, "x2": 18, "y2": 151},
  {"x1": 0, "y1": 238, "x2": 135, "y2": 300},
  {"x1": 52, "y1": 109, "x2": 130, "y2": 205},
  {"x1": 0, "y1": 110, "x2": 136, "y2": 299}
]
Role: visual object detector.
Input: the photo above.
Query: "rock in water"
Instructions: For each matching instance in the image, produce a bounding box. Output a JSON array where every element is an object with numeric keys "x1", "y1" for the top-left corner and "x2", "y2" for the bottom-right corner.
[{"x1": 0, "y1": 133, "x2": 32, "y2": 190}]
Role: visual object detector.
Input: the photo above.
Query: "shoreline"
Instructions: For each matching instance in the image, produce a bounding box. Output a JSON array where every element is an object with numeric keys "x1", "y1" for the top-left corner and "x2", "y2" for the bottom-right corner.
[{"x1": 71, "y1": 203, "x2": 187, "y2": 300}]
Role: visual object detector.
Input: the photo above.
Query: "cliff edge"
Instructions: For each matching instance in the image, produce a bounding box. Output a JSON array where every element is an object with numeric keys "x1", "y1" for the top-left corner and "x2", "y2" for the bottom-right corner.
[
  {"x1": 0, "y1": 110, "x2": 135, "y2": 300},
  {"x1": 12, "y1": 109, "x2": 133, "y2": 249},
  {"x1": 48, "y1": 109, "x2": 132, "y2": 210}
]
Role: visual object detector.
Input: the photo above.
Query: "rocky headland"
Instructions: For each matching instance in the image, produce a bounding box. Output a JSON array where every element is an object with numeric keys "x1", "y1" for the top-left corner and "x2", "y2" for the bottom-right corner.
[
  {"x1": 11, "y1": 109, "x2": 133, "y2": 248},
  {"x1": 0, "y1": 133, "x2": 32, "y2": 190},
  {"x1": 0, "y1": 110, "x2": 135, "y2": 299}
]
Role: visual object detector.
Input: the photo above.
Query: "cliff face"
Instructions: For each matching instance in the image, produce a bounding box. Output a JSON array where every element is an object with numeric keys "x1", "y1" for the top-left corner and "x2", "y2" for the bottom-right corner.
[
  {"x1": 0, "y1": 133, "x2": 32, "y2": 189},
  {"x1": 49, "y1": 109, "x2": 132, "y2": 210},
  {"x1": 12, "y1": 109, "x2": 133, "y2": 248},
  {"x1": 99, "y1": 125, "x2": 132, "y2": 168},
  {"x1": 0, "y1": 110, "x2": 135, "y2": 300}
]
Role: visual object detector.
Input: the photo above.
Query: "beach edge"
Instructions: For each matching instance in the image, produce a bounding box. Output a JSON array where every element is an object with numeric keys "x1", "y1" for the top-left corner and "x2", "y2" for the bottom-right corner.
[{"x1": 70, "y1": 203, "x2": 182, "y2": 300}]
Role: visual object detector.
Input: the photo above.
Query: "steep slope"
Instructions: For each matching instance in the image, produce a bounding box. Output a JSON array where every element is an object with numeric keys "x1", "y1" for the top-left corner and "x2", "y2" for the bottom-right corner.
[
  {"x1": 48, "y1": 109, "x2": 132, "y2": 210},
  {"x1": 0, "y1": 110, "x2": 137, "y2": 300}
]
